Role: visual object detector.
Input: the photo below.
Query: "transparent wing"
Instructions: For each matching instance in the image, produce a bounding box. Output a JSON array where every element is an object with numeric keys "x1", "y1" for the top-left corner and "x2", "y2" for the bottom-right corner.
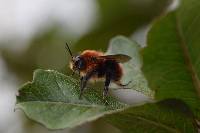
[{"x1": 97, "y1": 54, "x2": 131, "y2": 63}]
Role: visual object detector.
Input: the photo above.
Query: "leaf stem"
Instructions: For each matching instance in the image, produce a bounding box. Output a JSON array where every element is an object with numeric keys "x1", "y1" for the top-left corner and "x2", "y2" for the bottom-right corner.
[{"x1": 175, "y1": 14, "x2": 200, "y2": 97}]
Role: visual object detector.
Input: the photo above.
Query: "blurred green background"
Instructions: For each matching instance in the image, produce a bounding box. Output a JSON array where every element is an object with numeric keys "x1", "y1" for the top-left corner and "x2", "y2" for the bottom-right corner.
[{"x1": 0, "y1": 0, "x2": 173, "y2": 133}]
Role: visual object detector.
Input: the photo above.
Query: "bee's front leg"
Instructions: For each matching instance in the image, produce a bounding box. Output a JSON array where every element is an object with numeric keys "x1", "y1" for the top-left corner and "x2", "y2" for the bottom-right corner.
[
  {"x1": 79, "y1": 70, "x2": 97, "y2": 99},
  {"x1": 80, "y1": 76, "x2": 83, "y2": 88},
  {"x1": 79, "y1": 77, "x2": 86, "y2": 99}
]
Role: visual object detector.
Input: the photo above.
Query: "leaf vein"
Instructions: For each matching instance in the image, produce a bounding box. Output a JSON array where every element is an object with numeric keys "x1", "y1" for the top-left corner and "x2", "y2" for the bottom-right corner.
[{"x1": 175, "y1": 15, "x2": 200, "y2": 97}]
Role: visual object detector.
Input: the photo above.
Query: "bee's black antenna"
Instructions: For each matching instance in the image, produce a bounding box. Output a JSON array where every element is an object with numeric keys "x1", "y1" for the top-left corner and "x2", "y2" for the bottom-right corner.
[{"x1": 65, "y1": 42, "x2": 73, "y2": 58}]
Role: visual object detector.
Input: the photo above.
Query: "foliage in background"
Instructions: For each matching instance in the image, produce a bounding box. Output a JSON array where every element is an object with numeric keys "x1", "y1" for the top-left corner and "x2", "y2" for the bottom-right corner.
[
  {"x1": 73, "y1": 0, "x2": 172, "y2": 51},
  {"x1": 0, "y1": 0, "x2": 171, "y2": 82},
  {"x1": 1, "y1": 0, "x2": 200, "y2": 132}
]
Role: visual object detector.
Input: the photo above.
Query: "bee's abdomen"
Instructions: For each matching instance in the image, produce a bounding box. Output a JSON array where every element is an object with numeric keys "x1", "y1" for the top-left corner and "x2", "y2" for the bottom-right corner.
[{"x1": 97, "y1": 60, "x2": 123, "y2": 81}]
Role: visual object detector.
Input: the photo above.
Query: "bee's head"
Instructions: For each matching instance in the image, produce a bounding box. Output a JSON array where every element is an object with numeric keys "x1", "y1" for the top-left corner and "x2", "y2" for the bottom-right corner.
[
  {"x1": 70, "y1": 56, "x2": 85, "y2": 71},
  {"x1": 66, "y1": 43, "x2": 85, "y2": 74}
]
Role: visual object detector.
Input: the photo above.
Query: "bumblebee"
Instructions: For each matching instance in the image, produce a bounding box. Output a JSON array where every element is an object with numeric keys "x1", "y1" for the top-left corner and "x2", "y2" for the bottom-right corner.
[{"x1": 66, "y1": 43, "x2": 131, "y2": 99}]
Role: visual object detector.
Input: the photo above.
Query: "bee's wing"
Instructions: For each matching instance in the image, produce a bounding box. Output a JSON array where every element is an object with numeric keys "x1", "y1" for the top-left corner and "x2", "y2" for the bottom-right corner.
[{"x1": 98, "y1": 54, "x2": 131, "y2": 63}]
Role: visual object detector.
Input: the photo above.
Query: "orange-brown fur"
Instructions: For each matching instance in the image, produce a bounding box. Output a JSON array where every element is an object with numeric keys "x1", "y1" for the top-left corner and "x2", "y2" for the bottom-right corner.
[
  {"x1": 70, "y1": 50, "x2": 123, "y2": 83},
  {"x1": 80, "y1": 50, "x2": 104, "y2": 77}
]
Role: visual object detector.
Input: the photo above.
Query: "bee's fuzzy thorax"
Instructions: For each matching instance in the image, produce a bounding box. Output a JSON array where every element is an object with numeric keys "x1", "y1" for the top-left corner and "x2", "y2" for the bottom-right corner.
[
  {"x1": 80, "y1": 50, "x2": 104, "y2": 74},
  {"x1": 81, "y1": 50, "x2": 104, "y2": 57}
]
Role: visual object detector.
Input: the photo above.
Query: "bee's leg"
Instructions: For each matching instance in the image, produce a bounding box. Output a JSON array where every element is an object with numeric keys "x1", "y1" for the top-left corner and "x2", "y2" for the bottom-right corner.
[
  {"x1": 80, "y1": 76, "x2": 83, "y2": 88},
  {"x1": 78, "y1": 72, "x2": 81, "y2": 77},
  {"x1": 103, "y1": 74, "x2": 111, "y2": 100},
  {"x1": 79, "y1": 76, "x2": 84, "y2": 99},
  {"x1": 115, "y1": 81, "x2": 132, "y2": 89},
  {"x1": 79, "y1": 70, "x2": 96, "y2": 99}
]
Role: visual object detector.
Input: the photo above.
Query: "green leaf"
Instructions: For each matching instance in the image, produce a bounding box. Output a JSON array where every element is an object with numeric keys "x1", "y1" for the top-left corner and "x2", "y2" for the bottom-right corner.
[
  {"x1": 16, "y1": 69, "x2": 126, "y2": 129},
  {"x1": 16, "y1": 33, "x2": 198, "y2": 132},
  {"x1": 106, "y1": 36, "x2": 154, "y2": 98},
  {"x1": 17, "y1": 36, "x2": 156, "y2": 129},
  {"x1": 104, "y1": 99, "x2": 197, "y2": 133},
  {"x1": 105, "y1": 36, "x2": 198, "y2": 132},
  {"x1": 142, "y1": 0, "x2": 200, "y2": 119},
  {"x1": 16, "y1": 36, "x2": 154, "y2": 130},
  {"x1": 102, "y1": 1, "x2": 200, "y2": 132}
]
